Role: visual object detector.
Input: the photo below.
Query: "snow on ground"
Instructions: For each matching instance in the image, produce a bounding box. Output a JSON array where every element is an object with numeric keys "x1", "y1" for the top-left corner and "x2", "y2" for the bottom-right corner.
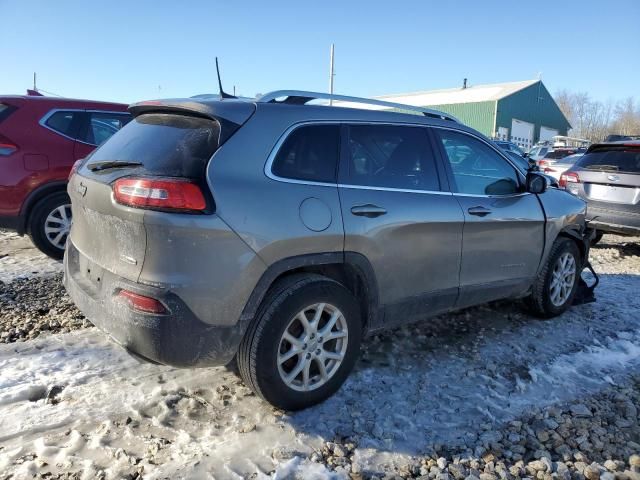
[
  {"x1": 0, "y1": 232, "x2": 639, "y2": 478},
  {"x1": 0, "y1": 231, "x2": 61, "y2": 284}
]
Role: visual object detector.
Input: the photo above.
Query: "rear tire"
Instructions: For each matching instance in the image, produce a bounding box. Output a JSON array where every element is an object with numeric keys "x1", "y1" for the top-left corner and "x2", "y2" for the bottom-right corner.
[
  {"x1": 525, "y1": 237, "x2": 581, "y2": 318},
  {"x1": 28, "y1": 192, "x2": 71, "y2": 260},
  {"x1": 237, "y1": 274, "x2": 362, "y2": 410}
]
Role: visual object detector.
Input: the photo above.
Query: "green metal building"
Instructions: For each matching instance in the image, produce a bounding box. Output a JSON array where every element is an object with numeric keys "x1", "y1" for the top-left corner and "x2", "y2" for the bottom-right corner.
[{"x1": 378, "y1": 79, "x2": 571, "y2": 151}]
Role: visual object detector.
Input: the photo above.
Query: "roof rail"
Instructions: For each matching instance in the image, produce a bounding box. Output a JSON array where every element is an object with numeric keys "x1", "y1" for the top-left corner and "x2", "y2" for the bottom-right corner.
[{"x1": 257, "y1": 90, "x2": 460, "y2": 123}]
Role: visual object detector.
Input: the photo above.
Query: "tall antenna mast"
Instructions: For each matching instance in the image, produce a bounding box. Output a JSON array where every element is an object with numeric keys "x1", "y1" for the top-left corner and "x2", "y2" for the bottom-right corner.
[
  {"x1": 215, "y1": 57, "x2": 236, "y2": 99},
  {"x1": 33, "y1": 72, "x2": 37, "y2": 91},
  {"x1": 329, "y1": 44, "x2": 335, "y2": 106}
]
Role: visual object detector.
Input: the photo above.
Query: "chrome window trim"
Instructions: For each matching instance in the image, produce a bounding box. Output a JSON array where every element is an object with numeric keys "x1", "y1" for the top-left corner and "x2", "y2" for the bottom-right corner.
[
  {"x1": 264, "y1": 120, "x2": 454, "y2": 193},
  {"x1": 39, "y1": 108, "x2": 130, "y2": 147}
]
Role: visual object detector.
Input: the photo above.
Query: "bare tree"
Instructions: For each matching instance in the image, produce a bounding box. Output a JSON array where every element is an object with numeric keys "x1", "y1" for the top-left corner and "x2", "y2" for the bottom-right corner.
[{"x1": 554, "y1": 90, "x2": 639, "y2": 142}]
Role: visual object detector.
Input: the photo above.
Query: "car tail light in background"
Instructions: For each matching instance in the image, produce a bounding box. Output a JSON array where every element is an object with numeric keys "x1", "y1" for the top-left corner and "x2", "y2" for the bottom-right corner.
[
  {"x1": 559, "y1": 172, "x2": 580, "y2": 188},
  {"x1": 544, "y1": 167, "x2": 557, "y2": 173},
  {"x1": 113, "y1": 178, "x2": 207, "y2": 212},
  {"x1": 117, "y1": 289, "x2": 167, "y2": 314},
  {"x1": 68, "y1": 159, "x2": 83, "y2": 180},
  {"x1": 538, "y1": 160, "x2": 550, "y2": 168},
  {"x1": 0, "y1": 133, "x2": 17, "y2": 156},
  {"x1": 0, "y1": 141, "x2": 17, "y2": 156}
]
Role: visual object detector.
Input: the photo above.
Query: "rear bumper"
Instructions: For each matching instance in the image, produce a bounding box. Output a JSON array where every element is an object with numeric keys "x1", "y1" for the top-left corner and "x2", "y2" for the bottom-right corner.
[
  {"x1": 63, "y1": 241, "x2": 242, "y2": 367},
  {"x1": 587, "y1": 205, "x2": 640, "y2": 236}
]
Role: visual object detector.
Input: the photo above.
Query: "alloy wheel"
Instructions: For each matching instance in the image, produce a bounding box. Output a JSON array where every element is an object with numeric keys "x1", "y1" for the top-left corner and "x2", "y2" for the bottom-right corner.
[
  {"x1": 549, "y1": 252, "x2": 576, "y2": 307},
  {"x1": 277, "y1": 302, "x2": 348, "y2": 392},
  {"x1": 44, "y1": 204, "x2": 72, "y2": 250}
]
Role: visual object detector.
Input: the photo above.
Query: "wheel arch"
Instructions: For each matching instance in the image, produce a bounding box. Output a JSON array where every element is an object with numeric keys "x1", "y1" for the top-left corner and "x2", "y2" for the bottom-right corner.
[
  {"x1": 240, "y1": 252, "x2": 380, "y2": 336},
  {"x1": 18, "y1": 181, "x2": 69, "y2": 234}
]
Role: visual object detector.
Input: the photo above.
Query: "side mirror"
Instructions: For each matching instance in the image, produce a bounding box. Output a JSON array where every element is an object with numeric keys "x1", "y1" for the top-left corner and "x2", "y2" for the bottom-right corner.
[{"x1": 527, "y1": 171, "x2": 547, "y2": 194}]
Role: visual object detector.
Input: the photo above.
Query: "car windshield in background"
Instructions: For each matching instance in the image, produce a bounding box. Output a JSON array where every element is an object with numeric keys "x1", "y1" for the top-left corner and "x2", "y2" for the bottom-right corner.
[
  {"x1": 577, "y1": 147, "x2": 640, "y2": 174},
  {"x1": 86, "y1": 113, "x2": 221, "y2": 178}
]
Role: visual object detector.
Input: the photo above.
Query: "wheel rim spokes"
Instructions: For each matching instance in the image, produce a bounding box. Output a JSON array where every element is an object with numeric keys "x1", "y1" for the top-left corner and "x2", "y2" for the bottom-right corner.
[
  {"x1": 277, "y1": 303, "x2": 348, "y2": 392},
  {"x1": 45, "y1": 204, "x2": 72, "y2": 249},
  {"x1": 549, "y1": 252, "x2": 577, "y2": 307}
]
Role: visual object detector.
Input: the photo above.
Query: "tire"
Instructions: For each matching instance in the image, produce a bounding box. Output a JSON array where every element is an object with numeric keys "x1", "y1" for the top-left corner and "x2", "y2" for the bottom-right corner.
[
  {"x1": 525, "y1": 237, "x2": 581, "y2": 318},
  {"x1": 591, "y1": 231, "x2": 604, "y2": 246},
  {"x1": 237, "y1": 274, "x2": 362, "y2": 410},
  {"x1": 28, "y1": 192, "x2": 72, "y2": 260}
]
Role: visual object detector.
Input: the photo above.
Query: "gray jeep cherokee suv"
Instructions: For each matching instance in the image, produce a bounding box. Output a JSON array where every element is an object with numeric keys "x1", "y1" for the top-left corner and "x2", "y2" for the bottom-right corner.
[{"x1": 64, "y1": 91, "x2": 593, "y2": 410}]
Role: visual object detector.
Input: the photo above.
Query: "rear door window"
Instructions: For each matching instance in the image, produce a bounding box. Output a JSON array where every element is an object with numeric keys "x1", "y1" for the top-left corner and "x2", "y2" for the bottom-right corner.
[
  {"x1": 344, "y1": 124, "x2": 440, "y2": 191},
  {"x1": 271, "y1": 124, "x2": 340, "y2": 183},
  {"x1": 44, "y1": 110, "x2": 82, "y2": 139},
  {"x1": 83, "y1": 113, "x2": 220, "y2": 179}
]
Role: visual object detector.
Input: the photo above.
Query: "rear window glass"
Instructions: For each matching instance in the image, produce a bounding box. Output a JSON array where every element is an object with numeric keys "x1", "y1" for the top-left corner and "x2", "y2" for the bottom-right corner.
[
  {"x1": 45, "y1": 111, "x2": 80, "y2": 137},
  {"x1": 87, "y1": 113, "x2": 220, "y2": 178},
  {"x1": 544, "y1": 150, "x2": 575, "y2": 159},
  {"x1": 0, "y1": 103, "x2": 17, "y2": 123},
  {"x1": 272, "y1": 125, "x2": 339, "y2": 183},
  {"x1": 577, "y1": 148, "x2": 640, "y2": 174}
]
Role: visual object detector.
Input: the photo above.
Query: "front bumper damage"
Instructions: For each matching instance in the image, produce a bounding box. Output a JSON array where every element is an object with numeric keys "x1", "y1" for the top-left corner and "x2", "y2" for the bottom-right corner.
[{"x1": 573, "y1": 225, "x2": 599, "y2": 306}]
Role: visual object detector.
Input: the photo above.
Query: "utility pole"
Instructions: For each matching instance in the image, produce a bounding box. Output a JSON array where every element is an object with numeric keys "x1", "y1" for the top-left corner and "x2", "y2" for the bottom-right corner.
[{"x1": 329, "y1": 44, "x2": 335, "y2": 105}]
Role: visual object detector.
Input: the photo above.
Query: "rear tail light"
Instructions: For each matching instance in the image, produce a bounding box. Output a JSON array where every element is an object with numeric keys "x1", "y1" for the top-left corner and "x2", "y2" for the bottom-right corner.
[
  {"x1": 113, "y1": 178, "x2": 206, "y2": 212},
  {"x1": 117, "y1": 289, "x2": 167, "y2": 314},
  {"x1": 0, "y1": 133, "x2": 17, "y2": 156},
  {"x1": 544, "y1": 167, "x2": 557, "y2": 173},
  {"x1": 0, "y1": 142, "x2": 17, "y2": 156},
  {"x1": 69, "y1": 159, "x2": 82, "y2": 180},
  {"x1": 559, "y1": 172, "x2": 580, "y2": 188},
  {"x1": 538, "y1": 160, "x2": 550, "y2": 168}
]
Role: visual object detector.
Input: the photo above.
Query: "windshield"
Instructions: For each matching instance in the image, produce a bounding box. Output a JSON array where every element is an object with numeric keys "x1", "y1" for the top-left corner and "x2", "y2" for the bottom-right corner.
[{"x1": 577, "y1": 147, "x2": 640, "y2": 174}]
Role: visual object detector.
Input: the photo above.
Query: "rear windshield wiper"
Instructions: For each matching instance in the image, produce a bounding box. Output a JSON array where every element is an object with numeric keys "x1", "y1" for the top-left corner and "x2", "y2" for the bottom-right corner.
[{"x1": 86, "y1": 161, "x2": 143, "y2": 172}]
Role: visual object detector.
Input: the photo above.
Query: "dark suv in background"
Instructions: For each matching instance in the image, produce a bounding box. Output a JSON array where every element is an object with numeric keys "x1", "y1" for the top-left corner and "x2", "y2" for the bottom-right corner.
[
  {"x1": 561, "y1": 141, "x2": 640, "y2": 241},
  {"x1": 0, "y1": 93, "x2": 130, "y2": 258}
]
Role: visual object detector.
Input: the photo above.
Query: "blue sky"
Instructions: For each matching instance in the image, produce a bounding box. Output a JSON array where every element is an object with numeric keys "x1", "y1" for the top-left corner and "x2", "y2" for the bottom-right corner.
[{"x1": 1, "y1": 0, "x2": 638, "y2": 104}]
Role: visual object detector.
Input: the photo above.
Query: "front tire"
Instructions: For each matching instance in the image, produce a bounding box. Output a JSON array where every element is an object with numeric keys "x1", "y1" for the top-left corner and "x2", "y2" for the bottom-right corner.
[
  {"x1": 237, "y1": 274, "x2": 362, "y2": 410},
  {"x1": 526, "y1": 237, "x2": 581, "y2": 318},
  {"x1": 28, "y1": 192, "x2": 72, "y2": 260}
]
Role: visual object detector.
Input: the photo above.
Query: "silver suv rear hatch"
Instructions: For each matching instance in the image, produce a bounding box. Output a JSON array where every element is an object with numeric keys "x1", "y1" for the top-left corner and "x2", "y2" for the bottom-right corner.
[
  {"x1": 68, "y1": 99, "x2": 255, "y2": 282},
  {"x1": 575, "y1": 143, "x2": 640, "y2": 209}
]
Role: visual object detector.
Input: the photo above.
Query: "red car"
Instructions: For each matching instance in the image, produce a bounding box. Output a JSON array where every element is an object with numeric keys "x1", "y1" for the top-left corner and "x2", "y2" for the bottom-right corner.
[{"x1": 0, "y1": 92, "x2": 130, "y2": 258}]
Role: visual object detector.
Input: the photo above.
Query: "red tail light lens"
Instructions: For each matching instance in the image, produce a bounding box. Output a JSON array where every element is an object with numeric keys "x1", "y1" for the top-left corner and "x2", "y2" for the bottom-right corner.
[
  {"x1": 113, "y1": 178, "x2": 206, "y2": 212},
  {"x1": 559, "y1": 172, "x2": 580, "y2": 188},
  {"x1": 0, "y1": 142, "x2": 17, "y2": 156},
  {"x1": 538, "y1": 160, "x2": 550, "y2": 168},
  {"x1": 117, "y1": 290, "x2": 167, "y2": 314},
  {"x1": 68, "y1": 159, "x2": 82, "y2": 180},
  {"x1": 544, "y1": 167, "x2": 557, "y2": 173}
]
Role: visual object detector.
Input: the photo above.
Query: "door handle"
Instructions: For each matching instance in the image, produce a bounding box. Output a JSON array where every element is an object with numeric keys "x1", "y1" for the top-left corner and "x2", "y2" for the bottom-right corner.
[
  {"x1": 467, "y1": 206, "x2": 492, "y2": 217},
  {"x1": 351, "y1": 204, "x2": 387, "y2": 218}
]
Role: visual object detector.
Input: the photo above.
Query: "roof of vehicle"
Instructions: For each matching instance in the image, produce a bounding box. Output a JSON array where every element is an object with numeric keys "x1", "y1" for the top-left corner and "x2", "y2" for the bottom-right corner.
[
  {"x1": 586, "y1": 141, "x2": 640, "y2": 152},
  {"x1": 130, "y1": 90, "x2": 473, "y2": 131},
  {"x1": 0, "y1": 94, "x2": 128, "y2": 109}
]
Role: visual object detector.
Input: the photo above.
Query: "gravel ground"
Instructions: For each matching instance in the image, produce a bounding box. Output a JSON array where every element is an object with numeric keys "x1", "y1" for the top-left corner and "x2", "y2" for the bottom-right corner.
[
  {"x1": 0, "y1": 273, "x2": 88, "y2": 343},
  {"x1": 0, "y1": 231, "x2": 639, "y2": 479}
]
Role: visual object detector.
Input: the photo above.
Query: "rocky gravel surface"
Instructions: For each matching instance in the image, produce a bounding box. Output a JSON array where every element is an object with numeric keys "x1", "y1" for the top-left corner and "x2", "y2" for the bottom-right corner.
[
  {"x1": 311, "y1": 376, "x2": 640, "y2": 479},
  {"x1": 0, "y1": 273, "x2": 88, "y2": 344}
]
